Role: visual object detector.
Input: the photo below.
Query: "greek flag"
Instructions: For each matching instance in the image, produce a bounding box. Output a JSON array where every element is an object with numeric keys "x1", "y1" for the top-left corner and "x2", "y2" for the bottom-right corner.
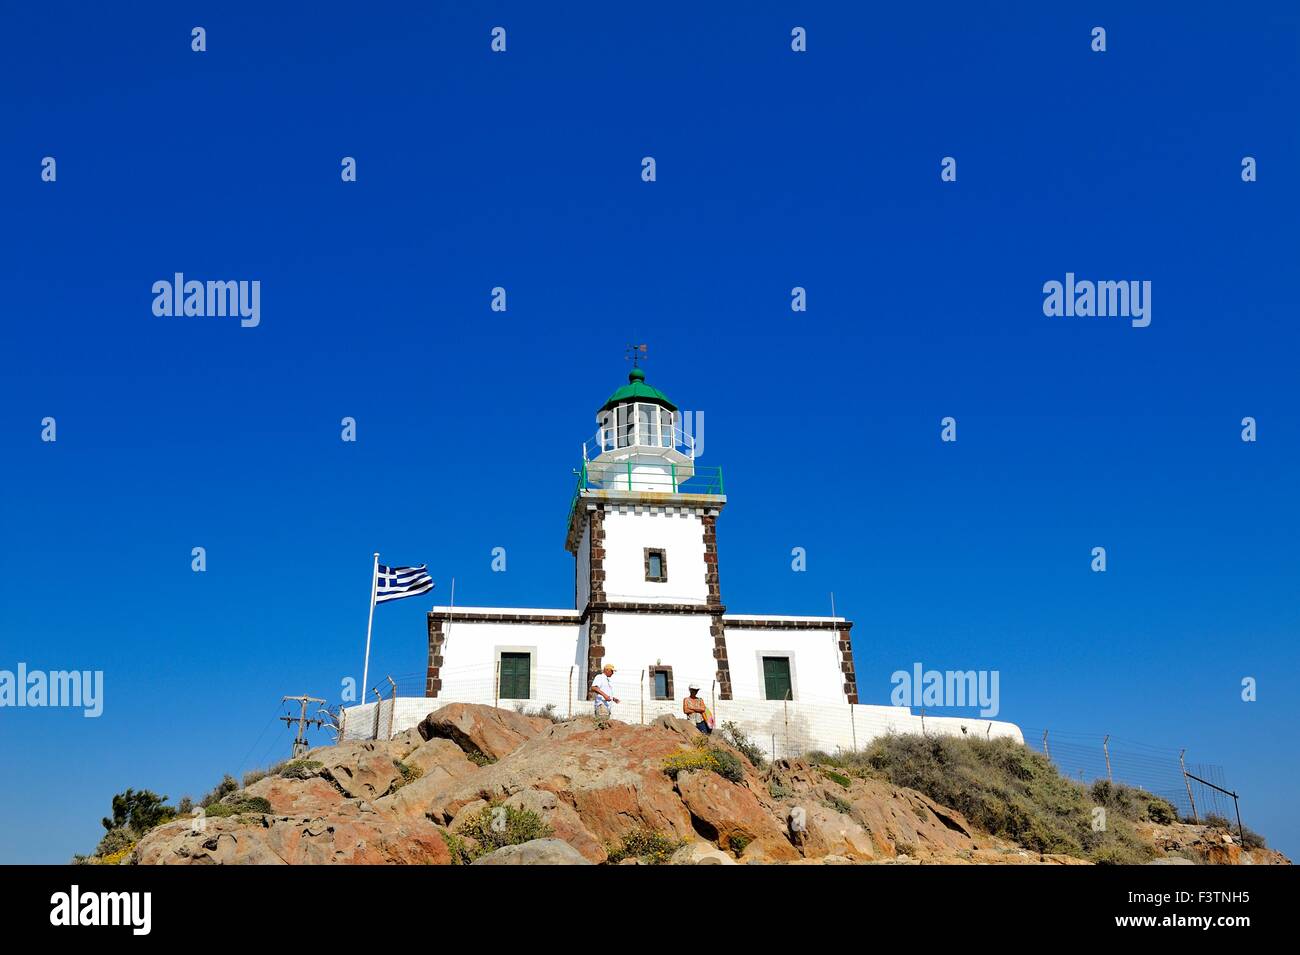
[{"x1": 375, "y1": 564, "x2": 434, "y2": 603}]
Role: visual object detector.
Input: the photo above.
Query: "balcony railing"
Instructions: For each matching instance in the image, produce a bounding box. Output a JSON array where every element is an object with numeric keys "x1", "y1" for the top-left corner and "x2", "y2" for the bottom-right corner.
[
  {"x1": 575, "y1": 459, "x2": 723, "y2": 495},
  {"x1": 567, "y1": 460, "x2": 725, "y2": 533}
]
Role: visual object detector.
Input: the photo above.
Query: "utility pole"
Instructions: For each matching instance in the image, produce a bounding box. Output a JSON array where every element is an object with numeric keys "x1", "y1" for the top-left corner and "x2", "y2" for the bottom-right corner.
[
  {"x1": 280, "y1": 695, "x2": 327, "y2": 758},
  {"x1": 1103, "y1": 735, "x2": 1112, "y2": 782}
]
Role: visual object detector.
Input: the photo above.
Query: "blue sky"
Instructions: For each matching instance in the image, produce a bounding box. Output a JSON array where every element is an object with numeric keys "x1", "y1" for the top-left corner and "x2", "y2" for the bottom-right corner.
[{"x1": 1, "y1": 2, "x2": 1297, "y2": 863}]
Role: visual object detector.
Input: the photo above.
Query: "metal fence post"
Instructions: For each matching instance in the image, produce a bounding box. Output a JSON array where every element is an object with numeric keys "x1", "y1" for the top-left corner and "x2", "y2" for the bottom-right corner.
[
  {"x1": 784, "y1": 689, "x2": 791, "y2": 756},
  {"x1": 386, "y1": 676, "x2": 397, "y2": 740}
]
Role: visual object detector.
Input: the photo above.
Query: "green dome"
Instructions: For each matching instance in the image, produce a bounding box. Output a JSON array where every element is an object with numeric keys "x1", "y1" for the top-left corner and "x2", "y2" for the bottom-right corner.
[{"x1": 599, "y1": 367, "x2": 678, "y2": 412}]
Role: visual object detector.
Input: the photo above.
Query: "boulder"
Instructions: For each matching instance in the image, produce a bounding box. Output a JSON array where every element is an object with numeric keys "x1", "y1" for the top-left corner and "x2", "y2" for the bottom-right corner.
[
  {"x1": 417, "y1": 703, "x2": 551, "y2": 760},
  {"x1": 132, "y1": 810, "x2": 452, "y2": 865},
  {"x1": 504, "y1": 788, "x2": 606, "y2": 864},
  {"x1": 387, "y1": 718, "x2": 697, "y2": 849},
  {"x1": 242, "y1": 775, "x2": 346, "y2": 815},
  {"x1": 310, "y1": 740, "x2": 403, "y2": 800},
  {"x1": 788, "y1": 803, "x2": 876, "y2": 861},
  {"x1": 471, "y1": 838, "x2": 592, "y2": 865},
  {"x1": 401, "y1": 737, "x2": 480, "y2": 783},
  {"x1": 675, "y1": 769, "x2": 794, "y2": 857},
  {"x1": 670, "y1": 840, "x2": 737, "y2": 865}
]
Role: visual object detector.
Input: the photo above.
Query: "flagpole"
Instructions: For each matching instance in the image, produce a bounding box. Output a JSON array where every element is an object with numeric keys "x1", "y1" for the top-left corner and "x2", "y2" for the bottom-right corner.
[{"x1": 361, "y1": 552, "x2": 379, "y2": 705}]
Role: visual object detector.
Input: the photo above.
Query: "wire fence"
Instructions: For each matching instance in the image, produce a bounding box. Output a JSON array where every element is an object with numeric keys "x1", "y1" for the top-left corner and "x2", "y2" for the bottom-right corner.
[
  {"x1": 339, "y1": 662, "x2": 1022, "y2": 759},
  {"x1": 326, "y1": 665, "x2": 1245, "y2": 827},
  {"x1": 1021, "y1": 727, "x2": 1236, "y2": 823}
]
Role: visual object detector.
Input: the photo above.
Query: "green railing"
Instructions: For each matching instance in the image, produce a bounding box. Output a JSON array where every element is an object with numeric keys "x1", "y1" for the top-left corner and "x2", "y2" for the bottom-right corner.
[{"x1": 567, "y1": 461, "x2": 725, "y2": 533}]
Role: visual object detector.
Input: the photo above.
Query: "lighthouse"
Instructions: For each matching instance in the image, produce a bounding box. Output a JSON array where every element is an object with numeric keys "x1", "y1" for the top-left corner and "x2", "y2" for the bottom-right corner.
[{"x1": 348, "y1": 363, "x2": 1026, "y2": 757}]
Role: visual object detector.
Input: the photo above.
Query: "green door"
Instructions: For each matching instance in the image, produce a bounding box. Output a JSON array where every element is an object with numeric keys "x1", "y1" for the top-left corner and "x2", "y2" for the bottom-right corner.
[
  {"x1": 499, "y1": 652, "x2": 531, "y2": 700},
  {"x1": 762, "y1": 656, "x2": 792, "y2": 700}
]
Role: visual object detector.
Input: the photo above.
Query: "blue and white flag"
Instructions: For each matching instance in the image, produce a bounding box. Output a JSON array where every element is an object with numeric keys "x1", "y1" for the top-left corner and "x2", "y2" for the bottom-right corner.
[{"x1": 375, "y1": 564, "x2": 434, "y2": 603}]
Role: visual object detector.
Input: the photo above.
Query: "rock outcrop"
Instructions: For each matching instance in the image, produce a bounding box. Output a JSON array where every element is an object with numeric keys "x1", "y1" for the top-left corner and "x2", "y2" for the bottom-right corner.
[{"x1": 129, "y1": 704, "x2": 1288, "y2": 865}]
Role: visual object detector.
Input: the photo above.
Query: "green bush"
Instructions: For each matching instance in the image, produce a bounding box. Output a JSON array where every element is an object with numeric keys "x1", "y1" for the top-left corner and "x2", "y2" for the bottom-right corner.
[
  {"x1": 1089, "y1": 780, "x2": 1176, "y2": 826},
  {"x1": 93, "y1": 826, "x2": 139, "y2": 859},
  {"x1": 200, "y1": 774, "x2": 239, "y2": 808},
  {"x1": 719, "y1": 721, "x2": 767, "y2": 769},
  {"x1": 1203, "y1": 813, "x2": 1267, "y2": 850},
  {"x1": 823, "y1": 769, "x2": 852, "y2": 789},
  {"x1": 392, "y1": 761, "x2": 423, "y2": 789},
  {"x1": 204, "y1": 795, "x2": 273, "y2": 818},
  {"x1": 663, "y1": 747, "x2": 745, "y2": 784},
  {"x1": 101, "y1": 789, "x2": 175, "y2": 834},
  {"x1": 710, "y1": 748, "x2": 745, "y2": 783},
  {"x1": 445, "y1": 803, "x2": 552, "y2": 865},
  {"x1": 768, "y1": 780, "x2": 793, "y2": 800},
  {"x1": 823, "y1": 794, "x2": 852, "y2": 814},
  {"x1": 837, "y1": 733, "x2": 1160, "y2": 863},
  {"x1": 605, "y1": 828, "x2": 685, "y2": 865},
  {"x1": 242, "y1": 762, "x2": 286, "y2": 788},
  {"x1": 279, "y1": 759, "x2": 323, "y2": 780}
]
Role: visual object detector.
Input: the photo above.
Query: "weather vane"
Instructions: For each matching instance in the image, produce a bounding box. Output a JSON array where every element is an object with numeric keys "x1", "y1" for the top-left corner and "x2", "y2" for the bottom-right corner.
[{"x1": 626, "y1": 343, "x2": 648, "y2": 367}]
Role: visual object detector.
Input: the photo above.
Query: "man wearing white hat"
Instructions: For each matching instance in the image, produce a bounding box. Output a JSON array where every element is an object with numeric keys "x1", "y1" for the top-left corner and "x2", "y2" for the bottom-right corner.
[{"x1": 591, "y1": 663, "x2": 620, "y2": 720}]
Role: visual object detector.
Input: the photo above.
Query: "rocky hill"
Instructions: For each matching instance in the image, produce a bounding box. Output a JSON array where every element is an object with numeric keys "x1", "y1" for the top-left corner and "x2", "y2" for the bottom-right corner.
[{"x1": 125, "y1": 704, "x2": 1288, "y2": 865}]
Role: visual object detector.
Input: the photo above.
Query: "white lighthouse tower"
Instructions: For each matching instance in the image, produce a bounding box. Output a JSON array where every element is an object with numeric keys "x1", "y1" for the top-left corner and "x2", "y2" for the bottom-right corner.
[
  {"x1": 340, "y1": 360, "x2": 1025, "y2": 756},
  {"x1": 566, "y1": 362, "x2": 731, "y2": 699}
]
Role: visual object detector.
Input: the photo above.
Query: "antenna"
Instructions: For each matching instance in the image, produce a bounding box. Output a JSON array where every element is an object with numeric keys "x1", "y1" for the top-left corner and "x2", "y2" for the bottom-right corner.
[{"x1": 626, "y1": 343, "x2": 648, "y2": 367}]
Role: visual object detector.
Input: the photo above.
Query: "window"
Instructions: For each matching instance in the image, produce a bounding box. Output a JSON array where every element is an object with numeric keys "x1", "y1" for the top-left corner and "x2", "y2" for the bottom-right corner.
[
  {"x1": 637, "y1": 403, "x2": 655, "y2": 446},
  {"x1": 617, "y1": 404, "x2": 632, "y2": 448},
  {"x1": 762, "y1": 656, "x2": 793, "y2": 701},
  {"x1": 644, "y1": 547, "x2": 667, "y2": 582},
  {"x1": 660, "y1": 407, "x2": 673, "y2": 448},
  {"x1": 650, "y1": 666, "x2": 674, "y2": 700},
  {"x1": 498, "y1": 652, "x2": 531, "y2": 700}
]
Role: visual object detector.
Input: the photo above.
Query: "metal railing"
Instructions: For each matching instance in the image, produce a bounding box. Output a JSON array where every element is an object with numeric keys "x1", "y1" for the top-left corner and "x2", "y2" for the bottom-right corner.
[
  {"x1": 577, "y1": 459, "x2": 723, "y2": 495},
  {"x1": 567, "y1": 460, "x2": 725, "y2": 532}
]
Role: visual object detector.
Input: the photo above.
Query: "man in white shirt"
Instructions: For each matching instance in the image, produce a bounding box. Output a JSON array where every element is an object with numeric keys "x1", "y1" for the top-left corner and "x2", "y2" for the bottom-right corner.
[{"x1": 591, "y1": 663, "x2": 620, "y2": 720}]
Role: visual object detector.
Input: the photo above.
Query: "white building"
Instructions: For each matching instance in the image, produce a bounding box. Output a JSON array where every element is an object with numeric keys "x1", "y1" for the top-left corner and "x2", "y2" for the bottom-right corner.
[{"x1": 342, "y1": 368, "x2": 1023, "y2": 754}]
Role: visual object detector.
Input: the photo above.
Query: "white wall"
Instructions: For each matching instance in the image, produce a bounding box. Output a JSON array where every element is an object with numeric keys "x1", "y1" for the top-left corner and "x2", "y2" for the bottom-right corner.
[
  {"x1": 601, "y1": 507, "x2": 708, "y2": 604},
  {"x1": 723, "y1": 624, "x2": 849, "y2": 703},
  {"x1": 436, "y1": 612, "x2": 581, "y2": 703},
  {"x1": 341, "y1": 692, "x2": 1025, "y2": 757},
  {"x1": 599, "y1": 611, "x2": 717, "y2": 695}
]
